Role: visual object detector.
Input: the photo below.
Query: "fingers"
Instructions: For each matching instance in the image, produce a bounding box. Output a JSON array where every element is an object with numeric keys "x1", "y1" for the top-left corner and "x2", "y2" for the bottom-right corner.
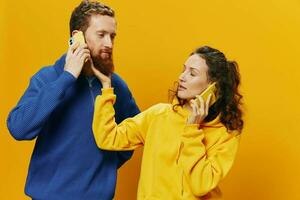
[
  {"x1": 90, "y1": 63, "x2": 101, "y2": 77},
  {"x1": 90, "y1": 62, "x2": 106, "y2": 79},
  {"x1": 80, "y1": 52, "x2": 91, "y2": 64},
  {"x1": 66, "y1": 42, "x2": 85, "y2": 62},
  {"x1": 188, "y1": 95, "x2": 212, "y2": 125},
  {"x1": 195, "y1": 96, "x2": 204, "y2": 115},
  {"x1": 190, "y1": 100, "x2": 198, "y2": 116},
  {"x1": 78, "y1": 49, "x2": 90, "y2": 59},
  {"x1": 90, "y1": 63, "x2": 111, "y2": 88},
  {"x1": 198, "y1": 96, "x2": 205, "y2": 115},
  {"x1": 195, "y1": 95, "x2": 210, "y2": 117},
  {"x1": 205, "y1": 94, "x2": 212, "y2": 115},
  {"x1": 68, "y1": 41, "x2": 80, "y2": 54},
  {"x1": 69, "y1": 44, "x2": 90, "y2": 64},
  {"x1": 73, "y1": 43, "x2": 88, "y2": 56}
]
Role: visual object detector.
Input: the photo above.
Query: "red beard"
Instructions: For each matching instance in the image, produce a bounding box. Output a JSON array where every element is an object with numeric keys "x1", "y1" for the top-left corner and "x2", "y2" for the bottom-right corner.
[{"x1": 91, "y1": 53, "x2": 114, "y2": 76}]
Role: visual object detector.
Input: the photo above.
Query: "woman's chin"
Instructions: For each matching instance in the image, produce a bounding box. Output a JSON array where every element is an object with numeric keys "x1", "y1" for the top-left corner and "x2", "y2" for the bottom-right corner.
[
  {"x1": 177, "y1": 92, "x2": 188, "y2": 100},
  {"x1": 178, "y1": 92, "x2": 196, "y2": 101}
]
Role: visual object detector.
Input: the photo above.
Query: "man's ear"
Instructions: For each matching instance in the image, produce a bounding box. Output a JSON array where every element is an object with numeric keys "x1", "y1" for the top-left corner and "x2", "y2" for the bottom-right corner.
[{"x1": 71, "y1": 30, "x2": 80, "y2": 37}]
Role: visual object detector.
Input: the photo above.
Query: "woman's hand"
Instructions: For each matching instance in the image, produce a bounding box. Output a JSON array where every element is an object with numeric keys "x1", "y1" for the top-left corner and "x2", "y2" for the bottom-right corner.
[
  {"x1": 187, "y1": 94, "x2": 212, "y2": 126},
  {"x1": 90, "y1": 61, "x2": 111, "y2": 89}
]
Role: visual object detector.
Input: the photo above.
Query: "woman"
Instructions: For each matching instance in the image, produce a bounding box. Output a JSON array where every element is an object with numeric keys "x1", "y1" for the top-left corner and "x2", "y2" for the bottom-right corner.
[{"x1": 91, "y1": 46, "x2": 243, "y2": 199}]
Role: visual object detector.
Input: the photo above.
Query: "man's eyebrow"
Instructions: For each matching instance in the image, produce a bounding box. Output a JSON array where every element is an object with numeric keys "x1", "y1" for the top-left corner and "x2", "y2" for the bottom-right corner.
[{"x1": 96, "y1": 30, "x2": 116, "y2": 35}]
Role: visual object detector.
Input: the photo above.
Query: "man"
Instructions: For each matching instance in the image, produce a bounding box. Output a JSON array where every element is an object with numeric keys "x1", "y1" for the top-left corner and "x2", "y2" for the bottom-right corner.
[{"x1": 6, "y1": 1, "x2": 140, "y2": 199}]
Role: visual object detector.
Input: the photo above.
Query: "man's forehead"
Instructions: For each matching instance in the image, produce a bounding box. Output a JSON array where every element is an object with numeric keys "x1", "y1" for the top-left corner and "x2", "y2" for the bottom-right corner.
[
  {"x1": 88, "y1": 15, "x2": 116, "y2": 31},
  {"x1": 89, "y1": 14, "x2": 116, "y2": 24}
]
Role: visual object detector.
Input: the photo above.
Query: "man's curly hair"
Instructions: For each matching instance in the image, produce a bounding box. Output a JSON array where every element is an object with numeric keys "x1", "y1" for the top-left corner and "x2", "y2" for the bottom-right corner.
[{"x1": 69, "y1": 0, "x2": 114, "y2": 36}]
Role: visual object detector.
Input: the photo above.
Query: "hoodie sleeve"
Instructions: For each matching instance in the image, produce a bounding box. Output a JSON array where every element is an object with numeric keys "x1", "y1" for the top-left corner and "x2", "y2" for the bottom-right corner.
[
  {"x1": 179, "y1": 125, "x2": 240, "y2": 197},
  {"x1": 117, "y1": 89, "x2": 140, "y2": 168},
  {"x1": 6, "y1": 70, "x2": 76, "y2": 141},
  {"x1": 93, "y1": 88, "x2": 153, "y2": 151},
  {"x1": 112, "y1": 75, "x2": 141, "y2": 168}
]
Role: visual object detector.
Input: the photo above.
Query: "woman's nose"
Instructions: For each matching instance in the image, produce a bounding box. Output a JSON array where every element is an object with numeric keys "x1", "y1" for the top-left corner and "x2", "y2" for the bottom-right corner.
[{"x1": 179, "y1": 72, "x2": 186, "y2": 82}]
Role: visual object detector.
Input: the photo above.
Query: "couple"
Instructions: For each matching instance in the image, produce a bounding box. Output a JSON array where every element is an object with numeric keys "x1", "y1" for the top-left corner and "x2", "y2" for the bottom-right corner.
[{"x1": 7, "y1": 0, "x2": 243, "y2": 199}]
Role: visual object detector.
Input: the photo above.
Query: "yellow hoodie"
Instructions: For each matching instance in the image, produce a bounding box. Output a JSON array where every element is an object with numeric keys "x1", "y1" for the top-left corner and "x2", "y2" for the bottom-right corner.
[{"x1": 93, "y1": 88, "x2": 240, "y2": 200}]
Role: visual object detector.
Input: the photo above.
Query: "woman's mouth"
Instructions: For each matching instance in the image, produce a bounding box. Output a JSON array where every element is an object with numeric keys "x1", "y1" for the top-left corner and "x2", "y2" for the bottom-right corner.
[{"x1": 178, "y1": 85, "x2": 187, "y2": 91}]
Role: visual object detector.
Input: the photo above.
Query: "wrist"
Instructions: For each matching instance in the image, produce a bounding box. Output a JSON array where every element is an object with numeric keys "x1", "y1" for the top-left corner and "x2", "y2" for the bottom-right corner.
[
  {"x1": 64, "y1": 68, "x2": 79, "y2": 79},
  {"x1": 102, "y1": 81, "x2": 111, "y2": 89}
]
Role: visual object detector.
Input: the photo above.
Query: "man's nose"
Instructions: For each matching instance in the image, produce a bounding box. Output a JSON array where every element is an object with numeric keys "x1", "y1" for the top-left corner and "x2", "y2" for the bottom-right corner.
[{"x1": 103, "y1": 35, "x2": 112, "y2": 48}]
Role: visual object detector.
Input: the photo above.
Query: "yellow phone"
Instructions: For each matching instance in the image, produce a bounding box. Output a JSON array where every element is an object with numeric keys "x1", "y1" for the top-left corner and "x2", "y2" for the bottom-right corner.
[
  {"x1": 69, "y1": 31, "x2": 86, "y2": 46},
  {"x1": 69, "y1": 31, "x2": 90, "y2": 63},
  {"x1": 196, "y1": 82, "x2": 217, "y2": 107}
]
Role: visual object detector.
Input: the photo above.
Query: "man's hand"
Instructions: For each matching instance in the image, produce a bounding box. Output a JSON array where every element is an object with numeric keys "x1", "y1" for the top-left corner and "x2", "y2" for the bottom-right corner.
[{"x1": 64, "y1": 42, "x2": 91, "y2": 78}]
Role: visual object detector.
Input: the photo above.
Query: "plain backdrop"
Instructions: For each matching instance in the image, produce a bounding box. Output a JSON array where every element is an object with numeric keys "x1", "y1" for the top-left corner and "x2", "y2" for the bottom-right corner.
[{"x1": 1, "y1": 0, "x2": 300, "y2": 199}]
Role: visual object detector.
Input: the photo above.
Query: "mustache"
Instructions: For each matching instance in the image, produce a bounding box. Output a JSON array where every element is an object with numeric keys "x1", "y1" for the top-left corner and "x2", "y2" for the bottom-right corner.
[{"x1": 100, "y1": 48, "x2": 112, "y2": 54}]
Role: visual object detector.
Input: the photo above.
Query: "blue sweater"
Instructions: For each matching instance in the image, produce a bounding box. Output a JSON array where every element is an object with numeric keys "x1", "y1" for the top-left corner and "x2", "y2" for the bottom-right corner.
[{"x1": 7, "y1": 54, "x2": 140, "y2": 200}]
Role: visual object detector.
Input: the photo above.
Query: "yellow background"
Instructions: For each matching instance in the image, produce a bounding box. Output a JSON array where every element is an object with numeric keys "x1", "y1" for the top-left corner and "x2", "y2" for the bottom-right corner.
[{"x1": 1, "y1": 0, "x2": 300, "y2": 199}]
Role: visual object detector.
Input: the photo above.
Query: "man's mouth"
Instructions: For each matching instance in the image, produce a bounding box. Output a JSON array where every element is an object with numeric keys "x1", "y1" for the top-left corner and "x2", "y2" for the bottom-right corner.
[
  {"x1": 100, "y1": 51, "x2": 112, "y2": 59},
  {"x1": 101, "y1": 49, "x2": 112, "y2": 54}
]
